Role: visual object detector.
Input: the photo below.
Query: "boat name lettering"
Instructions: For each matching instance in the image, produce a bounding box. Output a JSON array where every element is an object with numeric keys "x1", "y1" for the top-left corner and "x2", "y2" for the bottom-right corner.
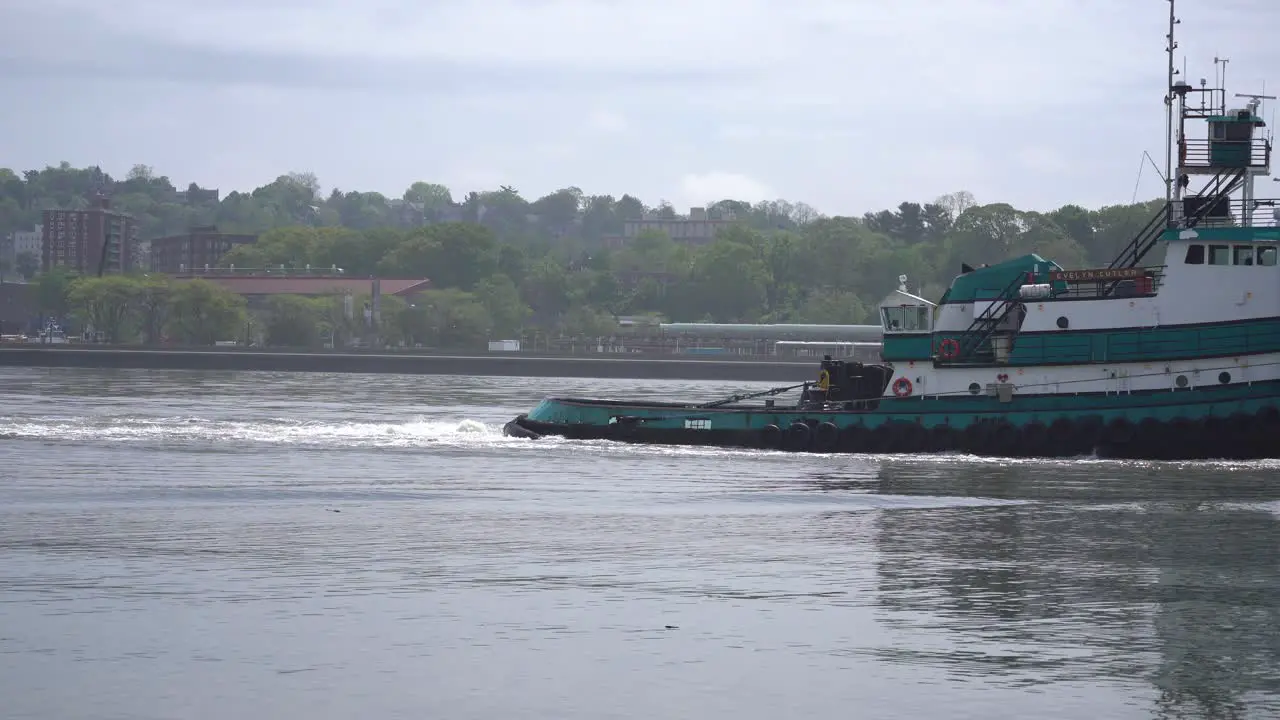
[{"x1": 1049, "y1": 268, "x2": 1147, "y2": 283}]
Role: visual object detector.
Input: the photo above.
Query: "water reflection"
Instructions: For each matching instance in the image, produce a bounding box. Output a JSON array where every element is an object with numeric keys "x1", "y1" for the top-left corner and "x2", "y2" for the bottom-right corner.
[{"x1": 858, "y1": 459, "x2": 1280, "y2": 718}]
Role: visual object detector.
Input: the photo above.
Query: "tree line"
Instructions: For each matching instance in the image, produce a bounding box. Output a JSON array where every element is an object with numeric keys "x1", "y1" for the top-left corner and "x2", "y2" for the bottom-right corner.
[
  {"x1": 36, "y1": 270, "x2": 533, "y2": 349},
  {"x1": 3, "y1": 162, "x2": 1165, "y2": 347}
]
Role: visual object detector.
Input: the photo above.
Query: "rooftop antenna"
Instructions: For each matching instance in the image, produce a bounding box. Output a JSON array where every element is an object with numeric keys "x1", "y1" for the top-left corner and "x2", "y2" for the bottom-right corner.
[
  {"x1": 1236, "y1": 91, "x2": 1276, "y2": 117},
  {"x1": 1164, "y1": 0, "x2": 1180, "y2": 205},
  {"x1": 1215, "y1": 56, "x2": 1231, "y2": 112}
]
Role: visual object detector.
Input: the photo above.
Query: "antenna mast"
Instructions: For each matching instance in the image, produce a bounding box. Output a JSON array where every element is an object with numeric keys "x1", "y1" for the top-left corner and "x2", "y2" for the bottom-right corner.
[{"x1": 1164, "y1": 0, "x2": 1178, "y2": 206}]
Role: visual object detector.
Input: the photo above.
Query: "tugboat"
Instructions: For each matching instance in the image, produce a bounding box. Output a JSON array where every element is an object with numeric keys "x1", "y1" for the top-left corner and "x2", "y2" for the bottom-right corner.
[{"x1": 505, "y1": 1, "x2": 1280, "y2": 460}]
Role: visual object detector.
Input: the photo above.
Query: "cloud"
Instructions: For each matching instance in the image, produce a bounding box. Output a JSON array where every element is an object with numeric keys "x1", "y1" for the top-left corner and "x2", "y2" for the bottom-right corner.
[
  {"x1": 0, "y1": 0, "x2": 1278, "y2": 215},
  {"x1": 679, "y1": 172, "x2": 775, "y2": 207},
  {"x1": 585, "y1": 110, "x2": 629, "y2": 134},
  {"x1": 1016, "y1": 146, "x2": 1071, "y2": 175}
]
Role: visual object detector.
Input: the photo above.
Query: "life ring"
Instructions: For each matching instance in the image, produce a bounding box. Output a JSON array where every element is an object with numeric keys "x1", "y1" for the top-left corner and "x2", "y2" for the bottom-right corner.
[
  {"x1": 938, "y1": 338, "x2": 960, "y2": 359},
  {"x1": 892, "y1": 377, "x2": 913, "y2": 397}
]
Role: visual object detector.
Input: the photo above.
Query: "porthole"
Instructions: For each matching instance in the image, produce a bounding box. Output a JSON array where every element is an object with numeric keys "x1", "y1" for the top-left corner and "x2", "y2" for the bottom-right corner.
[
  {"x1": 1219, "y1": 371, "x2": 1231, "y2": 385},
  {"x1": 1056, "y1": 316, "x2": 1069, "y2": 329},
  {"x1": 1175, "y1": 374, "x2": 1189, "y2": 388},
  {"x1": 968, "y1": 382, "x2": 981, "y2": 395}
]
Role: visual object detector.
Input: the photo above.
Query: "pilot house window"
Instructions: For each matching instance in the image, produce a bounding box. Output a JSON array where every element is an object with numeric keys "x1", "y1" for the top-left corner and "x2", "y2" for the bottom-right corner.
[
  {"x1": 882, "y1": 305, "x2": 930, "y2": 332},
  {"x1": 1188, "y1": 242, "x2": 1278, "y2": 266}
]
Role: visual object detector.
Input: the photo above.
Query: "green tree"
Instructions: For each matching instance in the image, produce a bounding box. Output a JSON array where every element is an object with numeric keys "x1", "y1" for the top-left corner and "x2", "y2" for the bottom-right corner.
[
  {"x1": 519, "y1": 258, "x2": 572, "y2": 316},
  {"x1": 473, "y1": 274, "x2": 530, "y2": 337},
  {"x1": 680, "y1": 239, "x2": 771, "y2": 322},
  {"x1": 35, "y1": 268, "x2": 75, "y2": 320},
  {"x1": 67, "y1": 275, "x2": 142, "y2": 343},
  {"x1": 402, "y1": 182, "x2": 453, "y2": 215},
  {"x1": 378, "y1": 222, "x2": 498, "y2": 289},
  {"x1": 559, "y1": 306, "x2": 618, "y2": 337},
  {"x1": 398, "y1": 289, "x2": 492, "y2": 348},
  {"x1": 264, "y1": 294, "x2": 322, "y2": 347},
  {"x1": 788, "y1": 290, "x2": 869, "y2": 325},
  {"x1": 15, "y1": 252, "x2": 38, "y2": 280},
  {"x1": 0, "y1": 159, "x2": 1184, "y2": 334},
  {"x1": 168, "y1": 279, "x2": 247, "y2": 345},
  {"x1": 136, "y1": 276, "x2": 173, "y2": 344}
]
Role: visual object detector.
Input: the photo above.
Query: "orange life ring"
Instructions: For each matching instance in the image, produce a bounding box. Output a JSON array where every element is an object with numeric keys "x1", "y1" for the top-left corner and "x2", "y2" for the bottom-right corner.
[
  {"x1": 892, "y1": 377, "x2": 913, "y2": 397},
  {"x1": 938, "y1": 338, "x2": 960, "y2": 359}
]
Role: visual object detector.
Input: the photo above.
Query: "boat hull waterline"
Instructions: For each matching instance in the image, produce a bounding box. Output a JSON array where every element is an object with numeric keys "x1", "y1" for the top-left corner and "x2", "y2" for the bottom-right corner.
[{"x1": 503, "y1": 383, "x2": 1280, "y2": 460}]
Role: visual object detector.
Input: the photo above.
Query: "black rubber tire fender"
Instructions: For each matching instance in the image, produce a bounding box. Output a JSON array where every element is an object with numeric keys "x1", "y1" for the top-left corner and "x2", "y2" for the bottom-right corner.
[
  {"x1": 784, "y1": 421, "x2": 812, "y2": 452},
  {"x1": 760, "y1": 423, "x2": 784, "y2": 449},
  {"x1": 813, "y1": 422, "x2": 840, "y2": 452}
]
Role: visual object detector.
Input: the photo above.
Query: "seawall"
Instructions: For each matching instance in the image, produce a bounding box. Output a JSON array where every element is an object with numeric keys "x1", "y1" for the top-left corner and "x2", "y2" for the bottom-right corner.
[{"x1": 0, "y1": 347, "x2": 817, "y2": 382}]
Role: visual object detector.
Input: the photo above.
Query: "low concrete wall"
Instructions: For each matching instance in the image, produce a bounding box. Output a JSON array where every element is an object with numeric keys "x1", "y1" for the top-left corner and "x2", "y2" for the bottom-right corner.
[{"x1": 0, "y1": 346, "x2": 817, "y2": 382}]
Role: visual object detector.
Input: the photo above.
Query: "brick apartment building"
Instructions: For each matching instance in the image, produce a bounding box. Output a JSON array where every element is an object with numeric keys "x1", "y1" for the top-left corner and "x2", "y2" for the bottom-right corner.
[
  {"x1": 150, "y1": 226, "x2": 258, "y2": 274},
  {"x1": 42, "y1": 198, "x2": 137, "y2": 274}
]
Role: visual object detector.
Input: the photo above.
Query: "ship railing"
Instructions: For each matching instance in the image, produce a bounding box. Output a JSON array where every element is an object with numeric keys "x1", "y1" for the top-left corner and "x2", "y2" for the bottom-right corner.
[
  {"x1": 180, "y1": 266, "x2": 351, "y2": 277},
  {"x1": 1107, "y1": 202, "x2": 1174, "y2": 269},
  {"x1": 949, "y1": 271, "x2": 1030, "y2": 362},
  {"x1": 1180, "y1": 137, "x2": 1272, "y2": 171},
  {"x1": 1046, "y1": 266, "x2": 1166, "y2": 300},
  {"x1": 1170, "y1": 197, "x2": 1280, "y2": 228}
]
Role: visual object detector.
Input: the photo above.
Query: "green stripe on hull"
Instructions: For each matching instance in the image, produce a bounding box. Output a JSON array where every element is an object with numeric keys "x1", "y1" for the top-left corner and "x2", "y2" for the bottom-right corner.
[
  {"x1": 882, "y1": 334, "x2": 932, "y2": 361},
  {"x1": 1006, "y1": 318, "x2": 1280, "y2": 365},
  {"x1": 526, "y1": 379, "x2": 1280, "y2": 432},
  {"x1": 1160, "y1": 227, "x2": 1280, "y2": 243}
]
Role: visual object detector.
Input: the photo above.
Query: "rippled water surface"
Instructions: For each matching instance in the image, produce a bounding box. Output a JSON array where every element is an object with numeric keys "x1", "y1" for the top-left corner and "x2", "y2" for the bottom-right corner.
[{"x1": 2, "y1": 368, "x2": 1279, "y2": 720}]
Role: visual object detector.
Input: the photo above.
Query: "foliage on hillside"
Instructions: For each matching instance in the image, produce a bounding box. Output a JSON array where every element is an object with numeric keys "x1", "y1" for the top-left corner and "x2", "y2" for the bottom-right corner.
[{"x1": 2, "y1": 162, "x2": 1164, "y2": 344}]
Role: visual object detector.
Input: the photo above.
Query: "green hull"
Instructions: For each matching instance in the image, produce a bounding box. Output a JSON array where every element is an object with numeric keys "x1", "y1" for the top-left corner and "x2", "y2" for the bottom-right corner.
[
  {"x1": 508, "y1": 381, "x2": 1280, "y2": 460},
  {"x1": 524, "y1": 379, "x2": 1280, "y2": 430}
]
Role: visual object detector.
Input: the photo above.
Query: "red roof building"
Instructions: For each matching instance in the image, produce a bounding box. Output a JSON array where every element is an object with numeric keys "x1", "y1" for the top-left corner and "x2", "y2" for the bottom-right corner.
[{"x1": 173, "y1": 274, "x2": 431, "y2": 300}]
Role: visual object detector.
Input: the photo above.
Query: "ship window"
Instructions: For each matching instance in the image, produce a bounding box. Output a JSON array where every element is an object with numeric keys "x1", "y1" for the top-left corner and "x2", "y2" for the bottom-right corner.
[
  {"x1": 1259, "y1": 246, "x2": 1278, "y2": 266},
  {"x1": 881, "y1": 305, "x2": 930, "y2": 332},
  {"x1": 1234, "y1": 245, "x2": 1255, "y2": 265},
  {"x1": 1208, "y1": 244, "x2": 1231, "y2": 265},
  {"x1": 1184, "y1": 244, "x2": 1205, "y2": 264},
  {"x1": 1225, "y1": 122, "x2": 1252, "y2": 141}
]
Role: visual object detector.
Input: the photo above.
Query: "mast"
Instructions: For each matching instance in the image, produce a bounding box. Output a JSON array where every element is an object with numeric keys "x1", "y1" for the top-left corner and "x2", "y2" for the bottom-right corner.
[{"x1": 1164, "y1": 0, "x2": 1177, "y2": 207}]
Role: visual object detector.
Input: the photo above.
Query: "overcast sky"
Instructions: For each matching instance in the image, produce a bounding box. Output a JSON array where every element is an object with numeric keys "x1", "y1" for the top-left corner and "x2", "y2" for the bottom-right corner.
[{"x1": 1, "y1": 0, "x2": 1277, "y2": 216}]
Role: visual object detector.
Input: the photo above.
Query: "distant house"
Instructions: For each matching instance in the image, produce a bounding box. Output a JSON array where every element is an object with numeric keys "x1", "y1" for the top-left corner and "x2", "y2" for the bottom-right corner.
[{"x1": 603, "y1": 206, "x2": 737, "y2": 249}]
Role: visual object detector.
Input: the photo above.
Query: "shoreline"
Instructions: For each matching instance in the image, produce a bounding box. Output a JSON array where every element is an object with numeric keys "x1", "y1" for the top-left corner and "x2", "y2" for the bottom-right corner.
[{"x1": 0, "y1": 346, "x2": 817, "y2": 381}]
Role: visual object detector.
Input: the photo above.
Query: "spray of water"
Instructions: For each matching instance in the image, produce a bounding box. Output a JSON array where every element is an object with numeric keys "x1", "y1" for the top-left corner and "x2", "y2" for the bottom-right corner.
[{"x1": 0, "y1": 415, "x2": 528, "y2": 450}]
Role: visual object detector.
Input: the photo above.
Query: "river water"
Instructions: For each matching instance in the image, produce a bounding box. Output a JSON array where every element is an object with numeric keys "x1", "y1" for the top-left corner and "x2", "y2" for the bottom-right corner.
[{"x1": 1, "y1": 368, "x2": 1278, "y2": 720}]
